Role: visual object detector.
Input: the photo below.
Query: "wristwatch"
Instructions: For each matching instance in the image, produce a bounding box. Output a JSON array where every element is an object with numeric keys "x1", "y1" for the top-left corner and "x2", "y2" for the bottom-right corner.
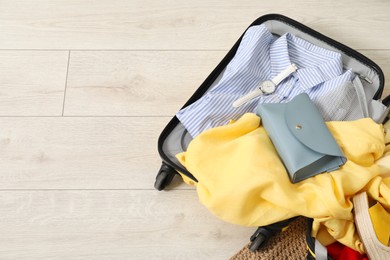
[
  {"x1": 259, "y1": 80, "x2": 277, "y2": 94},
  {"x1": 232, "y1": 64, "x2": 297, "y2": 108}
]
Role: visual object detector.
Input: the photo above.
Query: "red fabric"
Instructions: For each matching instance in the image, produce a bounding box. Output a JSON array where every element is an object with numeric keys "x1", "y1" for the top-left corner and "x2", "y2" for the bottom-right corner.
[{"x1": 326, "y1": 242, "x2": 368, "y2": 260}]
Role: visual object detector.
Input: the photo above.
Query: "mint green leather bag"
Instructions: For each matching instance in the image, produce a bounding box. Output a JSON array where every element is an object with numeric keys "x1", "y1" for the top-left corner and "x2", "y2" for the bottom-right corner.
[{"x1": 257, "y1": 93, "x2": 346, "y2": 183}]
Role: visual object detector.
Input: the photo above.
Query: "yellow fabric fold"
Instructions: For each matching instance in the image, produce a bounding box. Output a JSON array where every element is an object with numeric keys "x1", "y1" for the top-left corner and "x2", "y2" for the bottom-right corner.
[
  {"x1": 368, "y1": 201, "x2": 390, "y2": 246},
  {"x1": 176, "y1": 113, "x2": 390, "y2": 253}
]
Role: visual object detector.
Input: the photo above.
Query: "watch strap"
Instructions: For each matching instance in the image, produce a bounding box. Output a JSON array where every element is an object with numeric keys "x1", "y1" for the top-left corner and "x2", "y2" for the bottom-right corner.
[
  {"x1": 233, "y1": 88, "x2": 263, "y2": 108},
  {"x1": 271, "y1": 64, "x2": 298, "y2": 86}
]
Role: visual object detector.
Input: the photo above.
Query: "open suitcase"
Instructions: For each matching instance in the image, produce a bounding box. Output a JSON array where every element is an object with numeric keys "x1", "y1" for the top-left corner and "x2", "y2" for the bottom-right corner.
[{"x1": 154, "y1": 13, "x2": 389, "y2": 255}]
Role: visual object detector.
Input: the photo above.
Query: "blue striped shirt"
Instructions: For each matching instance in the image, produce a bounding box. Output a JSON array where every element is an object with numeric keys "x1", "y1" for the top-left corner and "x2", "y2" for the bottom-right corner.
[{"x1": 177, "y1": 25, "x2": 358, "y2": 138}]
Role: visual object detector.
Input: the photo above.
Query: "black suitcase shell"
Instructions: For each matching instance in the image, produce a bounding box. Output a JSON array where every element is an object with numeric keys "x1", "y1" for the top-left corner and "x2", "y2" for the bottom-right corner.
[
  {"x1": 154, "y1": 13, "x2": 388, "y2": 254},
  {"x1": 155, "y1": 13, "x2": 386, "y2": 190}
]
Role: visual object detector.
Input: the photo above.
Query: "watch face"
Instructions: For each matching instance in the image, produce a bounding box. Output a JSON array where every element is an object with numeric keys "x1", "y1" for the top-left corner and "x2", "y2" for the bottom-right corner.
[{"x1": 260, "y1": 80, "x2": 276, "y2": 94}]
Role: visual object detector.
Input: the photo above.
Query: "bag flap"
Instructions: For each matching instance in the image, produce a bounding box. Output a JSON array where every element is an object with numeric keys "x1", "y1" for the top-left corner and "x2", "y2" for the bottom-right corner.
[{"x1": 284, "y1": 94, "x2": 345, "y2": 159}]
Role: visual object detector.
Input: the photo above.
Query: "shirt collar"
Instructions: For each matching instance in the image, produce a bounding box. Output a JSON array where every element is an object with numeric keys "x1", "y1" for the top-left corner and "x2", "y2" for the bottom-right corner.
[{"x1": 269, "y1": 33, "x2": 343, "y2": 90}]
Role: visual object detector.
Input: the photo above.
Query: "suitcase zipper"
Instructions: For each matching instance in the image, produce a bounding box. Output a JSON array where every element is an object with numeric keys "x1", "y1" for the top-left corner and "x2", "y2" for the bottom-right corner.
[{"x1": 358, "y1": 74, "x2": 373, "y2": 84}]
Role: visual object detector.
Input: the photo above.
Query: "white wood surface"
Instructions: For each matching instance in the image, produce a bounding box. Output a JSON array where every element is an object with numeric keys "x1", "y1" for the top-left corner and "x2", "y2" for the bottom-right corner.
[
  {"x1": 0, "y1": 190, "x2": 253, "y2": 259},
  {"x1": 0, "y1": 0, "x2": 390, "y2": 50},
  {"x1": 0, "y1": 51, "x2": 69, "y2": 115},
  {"x1": 0, "y1": 117, "x2": 189, "y2": 190},
  {"x1": 64, "y1": 51, "x2": 226, "y2": 116},
  {"x1": 0, "y1": 0, "x2": 389, "y2": 259}
]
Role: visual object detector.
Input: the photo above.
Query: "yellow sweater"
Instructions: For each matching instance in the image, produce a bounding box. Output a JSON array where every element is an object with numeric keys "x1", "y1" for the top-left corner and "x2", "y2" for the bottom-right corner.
[{"x1": 177, "y1": 113, "x2": 390, "y2": 253}]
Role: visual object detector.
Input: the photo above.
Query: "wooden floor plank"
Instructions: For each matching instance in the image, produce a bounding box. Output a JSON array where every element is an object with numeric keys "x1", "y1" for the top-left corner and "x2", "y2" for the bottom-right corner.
[
  {"x1": 64, "y1": 51, "x2": 226, "y2": 116},
  {"x1": 0, "y1": 0, "x2": 389, "y2": 50},
  {"x1": 64, "y1": 50, "x2": 390, "y2": 116},
  {"x1": 0, "y1": 51, "x2": 69, "y2": 116},
  {"x1": 0, "y1": 190, "x2": 253, "y2": 259},
  {"x1": 0, "y1": 117, "x2": 189, "y2": 190}
]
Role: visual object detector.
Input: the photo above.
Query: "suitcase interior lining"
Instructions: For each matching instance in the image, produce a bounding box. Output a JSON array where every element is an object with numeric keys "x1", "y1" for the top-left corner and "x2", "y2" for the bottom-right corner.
[{"x1": 161, "y1": 19, "x2": 383, "y2": 173}]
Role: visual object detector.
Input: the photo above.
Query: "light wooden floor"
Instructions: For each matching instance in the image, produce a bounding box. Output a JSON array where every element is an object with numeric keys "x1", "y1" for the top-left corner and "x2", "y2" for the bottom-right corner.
[{"x1": 0, "y1": 1, "x2": 390, "y2": 259}]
